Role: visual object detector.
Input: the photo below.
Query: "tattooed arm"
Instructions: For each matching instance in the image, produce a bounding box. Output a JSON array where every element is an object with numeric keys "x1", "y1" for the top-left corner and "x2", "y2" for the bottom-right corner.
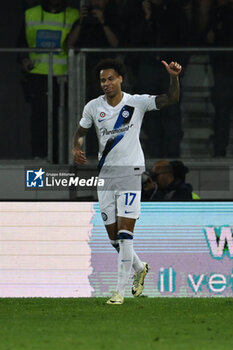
[{"x1": 156, "y1": 61, "x2": 182, "y2": 109}]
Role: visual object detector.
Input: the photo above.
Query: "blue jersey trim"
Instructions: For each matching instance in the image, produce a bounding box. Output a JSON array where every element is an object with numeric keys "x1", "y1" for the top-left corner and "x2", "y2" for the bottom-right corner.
[{"x1": 98, "y1": 105, "x2": 135, "y2": 171}]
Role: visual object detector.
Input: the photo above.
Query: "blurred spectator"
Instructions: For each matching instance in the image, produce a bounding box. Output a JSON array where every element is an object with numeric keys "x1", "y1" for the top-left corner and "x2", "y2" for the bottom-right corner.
[
  {"x1": 142, "y1": 159, "x2": 199, "y2": 200},
  {"x1": 66, "y1": 0, "x2": 120, "y2": 156},
  {"x1": 193, "y1": 0, "x2": 214, "y2": 45},
  {"x1": 127, "y1": 0, "x2": 192, "y2": 158},
  {"x1": 207, "y1": 0, "x2": 233, "y2": 156},
  {"x1": 110, "y1": 0, "x2": 138, "y2": 47},
  {"x1": 130, "y1": 0, "x2": 194, "y2": 48},
  {"x1": 66, "y1": 0, "x2": 119, "y2": 50},
  {"x1": 18, "y1": 0, "x2": 79, "y2": 161}
]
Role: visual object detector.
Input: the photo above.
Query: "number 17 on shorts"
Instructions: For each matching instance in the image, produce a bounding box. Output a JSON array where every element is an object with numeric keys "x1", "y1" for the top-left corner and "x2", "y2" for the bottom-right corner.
[{"x1": 117, "y1": 191, "x2": 141, "y2": 219}]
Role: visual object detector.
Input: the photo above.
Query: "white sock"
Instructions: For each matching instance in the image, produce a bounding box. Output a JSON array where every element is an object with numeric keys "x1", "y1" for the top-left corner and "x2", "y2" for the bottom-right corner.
[
  {"x1": 116, "y1": 230, "x2": 134, "y2": 296},
  {"x1": 110, "y1": 239, "x2": 143, "y2": 272},
  {"x1": 132, "y1": 251, "x2": 144, "y2": 272}
]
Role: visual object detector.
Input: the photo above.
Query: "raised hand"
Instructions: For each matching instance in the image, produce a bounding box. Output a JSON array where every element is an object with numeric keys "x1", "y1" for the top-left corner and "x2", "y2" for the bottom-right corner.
[
  {"x1": 161, "y1": 61, "x2": 182, "y2": 76},
  {"x1": 142, "y1": 0, "x2": 152, "y2": 20},
  {"x1": 92, "y1": 8, "x2": 105, "y2": 24}
]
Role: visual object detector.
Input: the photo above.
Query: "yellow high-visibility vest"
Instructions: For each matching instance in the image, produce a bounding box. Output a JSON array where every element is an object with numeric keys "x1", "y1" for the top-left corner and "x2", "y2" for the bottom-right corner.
[
  {"x1": 25, "y1": 5, "x2": 79, "y2": 75},
  {"x1": 192, "y1": 192, "x2": 200, "y2": 200}
]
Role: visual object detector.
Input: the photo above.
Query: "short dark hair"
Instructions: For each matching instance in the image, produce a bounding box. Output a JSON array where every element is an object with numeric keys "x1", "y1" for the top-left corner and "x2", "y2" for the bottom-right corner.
[
  {"x1": 95, "y1": 58, "x2": 126, "y2": 80},
  {"x1": 170, "y1": 160, "x2": 189, "y2": 181}
]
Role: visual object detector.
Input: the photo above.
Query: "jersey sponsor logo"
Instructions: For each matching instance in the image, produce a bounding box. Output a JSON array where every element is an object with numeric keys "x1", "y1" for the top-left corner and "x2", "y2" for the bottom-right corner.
[
  {"x1": 99, "y1": 124, "x2": 133, "y2": 136},
  {"x1": 124, "y1": 210, "x2": 134, "y2": 214}
]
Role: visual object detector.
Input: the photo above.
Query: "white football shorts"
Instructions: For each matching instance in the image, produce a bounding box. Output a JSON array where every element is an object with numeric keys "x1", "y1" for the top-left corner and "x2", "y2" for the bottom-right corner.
[{"x1": 97, "y1": 174, "x2": 141, "y2": 225}]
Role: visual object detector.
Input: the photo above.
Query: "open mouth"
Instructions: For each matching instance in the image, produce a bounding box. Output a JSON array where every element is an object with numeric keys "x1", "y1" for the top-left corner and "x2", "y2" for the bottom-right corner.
[{"x1": 104, "y1": 87, "x2": 113, "y2": 93}]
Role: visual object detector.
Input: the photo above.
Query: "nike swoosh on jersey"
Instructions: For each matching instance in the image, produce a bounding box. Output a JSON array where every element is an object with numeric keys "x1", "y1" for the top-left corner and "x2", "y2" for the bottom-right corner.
[
  {"x1": 98, "y1": 119, "x2": 105, "y2": 122},
  {"x1": 124, "y1": 210, "x2": 134, "y2": 214}
]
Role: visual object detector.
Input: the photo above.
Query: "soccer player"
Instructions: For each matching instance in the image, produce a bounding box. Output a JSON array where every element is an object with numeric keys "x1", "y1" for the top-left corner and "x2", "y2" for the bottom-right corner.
[{"x1": 72, "y1": 58, "x2": 182, "y2": 304}]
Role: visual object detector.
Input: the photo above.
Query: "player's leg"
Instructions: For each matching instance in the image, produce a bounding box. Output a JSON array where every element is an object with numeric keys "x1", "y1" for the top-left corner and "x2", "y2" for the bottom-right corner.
[
  {"x1": 98, "y1": 176, "x2": 149, "y2": 303},
  {"x1": 97, "y1": 187, "x2": 124, "y2": 304},
  {"x1": 104, "y1": 218, "x2": 142, "y2": 303},
  {"x1": 97, "y1": 178, "x2": 121, "y2": 252},
  {"x1": 117, "y1": 216, "x2": 143, "y2": 272},
  {"x1": 117, "y1": 215, "x2": 150, "y2": 298},
  {"x1": 117, "y1": 184, "x2": 150, "y2": 298},
  {"x1": 103, "y1": 221, "x2": 125, "y2": 305},
  {"x1": 115, "y1": 186, "x2": 145, "y2": 298},
  {"x1": 97, "y1": 191, "x2": 121, "y2": 252},
  {"x1": 105, "y1": 222, "x2": 120, "y2": 252},
  {"x1": 115, "y1": 216, "x2": 135, "y2": 298},
  {"x1": 99, "y1": 176, "x2": 142, "y2": 259},
  {"x1": 99, "y1": 187, "x2": 141, "y2": 261},
  {"x1": 116, "y1": 175, "x2": 142, "y2": 273},
  {"x1": 98, "y1": 192, "x2": 142, "y2": 303},
  {"x1": 105, "y1": 219, "x2": 145, "y2": 273}
]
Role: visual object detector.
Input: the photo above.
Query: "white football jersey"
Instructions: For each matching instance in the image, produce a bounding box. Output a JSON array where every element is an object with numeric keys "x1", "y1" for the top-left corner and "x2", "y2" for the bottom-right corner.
[{"x1": 79, "y1": 92, "x2": 158, "y2": 177}]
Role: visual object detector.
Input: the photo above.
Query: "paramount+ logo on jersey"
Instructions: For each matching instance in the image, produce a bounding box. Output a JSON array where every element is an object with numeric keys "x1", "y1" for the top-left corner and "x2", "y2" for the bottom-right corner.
[{"x1": 99, "y1": 123, "x2": 134, "y2": 136}]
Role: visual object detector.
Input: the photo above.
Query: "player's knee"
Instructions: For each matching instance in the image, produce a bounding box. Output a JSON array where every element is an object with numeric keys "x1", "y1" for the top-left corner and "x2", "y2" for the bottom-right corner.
[{"x1": 117, "y1": 217, "x2": 136, "y2": 232}]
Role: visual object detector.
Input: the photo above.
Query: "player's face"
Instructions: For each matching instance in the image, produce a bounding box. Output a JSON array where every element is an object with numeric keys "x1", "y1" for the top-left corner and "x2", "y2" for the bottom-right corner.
[{"x1": 99, "y1": 69, "x2": 123, "y2": 98}]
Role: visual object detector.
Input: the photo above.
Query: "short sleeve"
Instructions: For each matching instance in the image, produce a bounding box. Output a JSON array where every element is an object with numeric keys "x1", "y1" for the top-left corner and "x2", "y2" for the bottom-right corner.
[
  {"x1": 146, "y1": 94, "x2": 159, "y2": 111},
  {"x1": 133, "y1": 94, "x2": 159, "y2": 113},
  {"x1": 79, "y1": 102, "x2": 93, "y2": 129}
]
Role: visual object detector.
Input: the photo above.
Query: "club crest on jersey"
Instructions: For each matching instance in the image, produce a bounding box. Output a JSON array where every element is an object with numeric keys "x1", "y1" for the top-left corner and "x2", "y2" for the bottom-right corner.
[
  {"x1": 101, "y1": 212, "x2": 108, "y2": 221},
  {"x1": 122, "y1": 110, "x2": 130, "y2": 118}
]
